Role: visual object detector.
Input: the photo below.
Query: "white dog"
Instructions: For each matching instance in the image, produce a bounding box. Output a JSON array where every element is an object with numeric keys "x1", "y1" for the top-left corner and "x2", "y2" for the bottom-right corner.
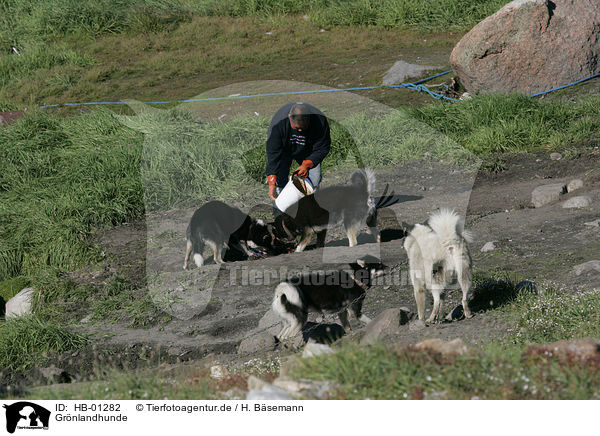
[{"x1": 403, "y1": 209, "x2": 473, "y2": 323}]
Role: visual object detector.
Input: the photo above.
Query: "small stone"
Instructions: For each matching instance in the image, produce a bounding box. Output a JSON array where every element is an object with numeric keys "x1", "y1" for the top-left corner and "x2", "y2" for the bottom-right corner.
[
  {"x1": 408, "y1": 319, "x2": 427, "y2": 332},
  {"x1": 562, "y1": 196, "x2": 591, "y2": 208},
  {"x1": 573, "y1": 260, "x2": 600, "y2": 276},
  {"x1": 531, "y1": 183, "x2": 566, "y2": 208},
  {"x1": 5, "y1": 288, "x2": 36, "y2": 319},
  {"x1": 382, "y1": 60, "x2": 442, "y2": 86},
  {"x1": 246, "y1": 385, "x2": 294, "y2": 400},
  {"x1": 209, "y1": 365, "x2": 228, "y2": 379},
  {"x1": 237, "y1": 332, "x2": 278, "y2": 354},
  {"x1": 80, "y1": 314, "x2": 92, "y2": 323},
  {"x1": 480, "y1": 241, "x2": 496, "y2": 252},
  {"x1": 302, "y1": 342, "x2": 334, "y2": 358},
  {"x1": 272, "y1": 378, "x2": 312, "y2": 393},
  {"x1": 550, "y1": 152, "x2": 562, "y2": 161},
  {"x1": 258, "y1": 309, "x2": 283, "y2": 335},
  {"x1": 360, "y1": 308, "x2": 412, "y2": 345},
  {"x1": 566, "y1": 179, "x2": 584, "y2": 193},
  {"x1": 584, "y1": 219, "x2": 600, "y2": 227}
]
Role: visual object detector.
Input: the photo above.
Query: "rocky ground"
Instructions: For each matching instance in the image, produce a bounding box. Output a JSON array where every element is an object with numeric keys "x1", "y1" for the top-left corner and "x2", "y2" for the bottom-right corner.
[{"x1": 16, "y1": 148, "x2": 596, "y2": 391}]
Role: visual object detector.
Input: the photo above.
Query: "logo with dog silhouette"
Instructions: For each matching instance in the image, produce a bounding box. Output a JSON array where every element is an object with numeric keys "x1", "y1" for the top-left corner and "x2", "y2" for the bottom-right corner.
[{"x1": 3, "y1": 402, "x2": 51, "y2": 433}]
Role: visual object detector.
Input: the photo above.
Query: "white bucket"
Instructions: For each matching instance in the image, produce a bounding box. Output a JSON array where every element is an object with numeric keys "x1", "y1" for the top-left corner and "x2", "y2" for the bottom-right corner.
[{"x1": 275, "y1": 175, "x2": 314, "y2": 213}]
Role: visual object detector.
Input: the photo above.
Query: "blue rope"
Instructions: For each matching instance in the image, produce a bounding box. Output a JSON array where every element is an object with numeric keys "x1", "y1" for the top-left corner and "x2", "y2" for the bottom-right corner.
[
  {"x1": 37, "y1": 69, "x2": 599, "y2": 109},
  {"x1": 38, "y1": 70, "x2": 454, "y2": 109},
  {"x1": 529, "y1": 72, "x2": 600, "y2": 97}
]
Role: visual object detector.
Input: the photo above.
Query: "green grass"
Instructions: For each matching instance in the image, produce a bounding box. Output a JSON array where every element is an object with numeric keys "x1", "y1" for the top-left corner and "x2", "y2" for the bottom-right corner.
[
  {"x1": 0, "y1": 0, "x2": 494, "y2": 108},
  {"x1": 0, "y1": 276, "x2": 30, "y2": 303},
  {"x1": 18, "y1": 369, "x2": 220, "y2": 400},
  {"x1": 291, "y1": 285, "x2": 600, "y2": 400},
  {"x1": 0, "y1": 316, "x2": 88, "y2": 373},
  {"x1": 0, "y1": 109, "x2": 143, "y2": 281},
  {"x1": 1, "y1": 0, "x2": 504, "y2": 48},
  {"x1": 409, "y1": 93, "x2": 600, "y2": 154},
  {"x1": 508, "y1": 287, "x2": 600, "y2": 344},
  {"x1": 292, "y1": 341, "x2": 600, "y2": 399}
]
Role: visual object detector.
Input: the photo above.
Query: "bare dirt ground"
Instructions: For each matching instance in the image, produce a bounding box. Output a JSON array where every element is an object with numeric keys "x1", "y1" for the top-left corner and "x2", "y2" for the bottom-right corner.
[{"x1": 18, "y1": 149, "x2": 595, "y2": 388}]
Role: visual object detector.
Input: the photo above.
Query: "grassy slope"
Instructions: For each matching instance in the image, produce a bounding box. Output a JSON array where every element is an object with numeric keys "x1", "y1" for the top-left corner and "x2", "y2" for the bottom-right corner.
[{"x1": 0, "y1": 0, "x2": 509, "y2": 108}]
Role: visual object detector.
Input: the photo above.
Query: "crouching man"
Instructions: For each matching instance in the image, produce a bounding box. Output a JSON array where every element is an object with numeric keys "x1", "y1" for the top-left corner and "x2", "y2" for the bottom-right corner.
[{"x1": 266, "y1": 102, "x2": 331, "y2": 201}]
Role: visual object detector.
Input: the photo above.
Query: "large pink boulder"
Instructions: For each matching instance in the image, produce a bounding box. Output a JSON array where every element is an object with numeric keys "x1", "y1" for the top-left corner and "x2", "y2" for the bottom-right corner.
[{"x1": 450, "y1": 0, "x2": 600, "y2": 95}]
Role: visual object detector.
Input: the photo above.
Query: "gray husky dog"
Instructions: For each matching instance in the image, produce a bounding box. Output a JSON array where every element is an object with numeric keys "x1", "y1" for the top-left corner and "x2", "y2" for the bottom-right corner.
[{"x1": 274, "y1": 168, "x2": 381, "y2": 252}]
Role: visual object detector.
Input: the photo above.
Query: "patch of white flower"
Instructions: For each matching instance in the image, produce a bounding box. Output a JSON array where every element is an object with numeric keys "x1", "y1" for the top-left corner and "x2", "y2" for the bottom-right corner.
[{"x1": 517, "y1": 287, "x2": 600, "y2": 340}]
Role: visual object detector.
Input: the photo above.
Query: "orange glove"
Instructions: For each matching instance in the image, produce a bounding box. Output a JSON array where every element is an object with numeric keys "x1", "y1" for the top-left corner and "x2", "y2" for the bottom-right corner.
[
  {"x1": 295, "y1": 160, "x2": 314, "y2": 178},
  {"x1": 268, "y1": 175, "x2": 277, "y2": 201}
]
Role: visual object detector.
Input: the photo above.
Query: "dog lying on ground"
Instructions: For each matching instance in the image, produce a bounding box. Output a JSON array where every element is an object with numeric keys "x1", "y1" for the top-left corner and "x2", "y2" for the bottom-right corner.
[
  {"x1": 273, "y1": 168, "x2": 385, "y2": 252},
  {"x1": 272, "y1": 256, "x2": 385, "y2": 340},
  {"x1": 403, "y1": 209, "x2": 473, "y2": 323},
  {"x1": 183, "y1": 200, "x2": 275, "y2": 268}
]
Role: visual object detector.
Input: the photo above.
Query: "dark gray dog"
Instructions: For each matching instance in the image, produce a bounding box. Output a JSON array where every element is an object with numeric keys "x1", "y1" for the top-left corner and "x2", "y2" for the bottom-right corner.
[{"x1": 183, "y1": 200, "x2": 274, "y2": 268}]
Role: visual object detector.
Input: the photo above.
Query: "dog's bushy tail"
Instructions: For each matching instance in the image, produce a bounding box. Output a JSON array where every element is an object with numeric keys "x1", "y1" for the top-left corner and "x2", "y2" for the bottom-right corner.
[
  {"x1": 427, "y1": 208, "x2": 473, "y2": 243},
  {"x1": 351, "y1": 168, "x2": 376, "y2": 196}
]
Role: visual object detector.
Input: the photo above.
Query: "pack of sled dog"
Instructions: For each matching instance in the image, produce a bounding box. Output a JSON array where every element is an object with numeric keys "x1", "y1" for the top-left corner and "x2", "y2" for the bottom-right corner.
[{"x1": 184, "y1": 168, "x2": 474, "y2": 339}]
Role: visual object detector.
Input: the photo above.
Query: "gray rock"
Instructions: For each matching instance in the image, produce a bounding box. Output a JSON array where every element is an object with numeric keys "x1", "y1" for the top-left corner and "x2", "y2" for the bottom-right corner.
[
  {"x1": 550, "y1": 152, "x2": 563, "y2": 161},
  {"x1": 209, "y1": 365, "x2": 228, "y2": 379},
  {"x1": 257, "y1": 309, "x2": 283, "y2": 335},
  {"x1": 531, "y1": 183, "x2": 565, "y2": 208},
  {"x1": 562, "y1": 196, "x2": 591, "y2": 208},
  {"x1": 408, "y1": 319, "x2": 427, "y2": 332},
  {"x1": 5, "y1": 288, "x2": 36, "y2": 319},
  {"x1": 360, "y1": 308, "x2": 412, "y2": 345},
  {"x1": 382, "y1": 61, "x2": 442, "y2": 85},
  {"x1": 247, "y1": 375, "x2": 268, "y2": 391},
  {"x1": 237, "y1": 332, "x2": 278, "y2": 354},
  {"x1": 480, "y1": 241, "x2": 496, "y2": 252},
  {"x1": 567, "y1": 179, "x2": 584, "y2": 193},
  {"x1": 450, "y1": 0, "x2": 600, "y2": 95},
  {"x1": 246, "y1": 385, "x2": 294, "y2": 400},
  {"x1": 272, "y1": 377, "x2": 334, "y2": 399},
  {"x1": 573, "y1": 260, "x2": 600, "y2": 276},
  {"x1": 302, "y1": 342, "x2": 334, "y2": 358},
  {"x1": 584, "y1": 219, "x2": 600, "y2": 227}
]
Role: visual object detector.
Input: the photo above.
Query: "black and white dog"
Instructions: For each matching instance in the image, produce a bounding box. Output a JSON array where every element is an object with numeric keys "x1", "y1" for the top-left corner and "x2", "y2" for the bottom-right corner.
[
  {"x1": 272, "y1": 256, "x2": 385, "y2": 340},
  {"x1": 273, "y1": 168, "x2": 384, "y2": 252},
  {"x1": 183, "y1": 200, "x2": 275, "y2": 268}
]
